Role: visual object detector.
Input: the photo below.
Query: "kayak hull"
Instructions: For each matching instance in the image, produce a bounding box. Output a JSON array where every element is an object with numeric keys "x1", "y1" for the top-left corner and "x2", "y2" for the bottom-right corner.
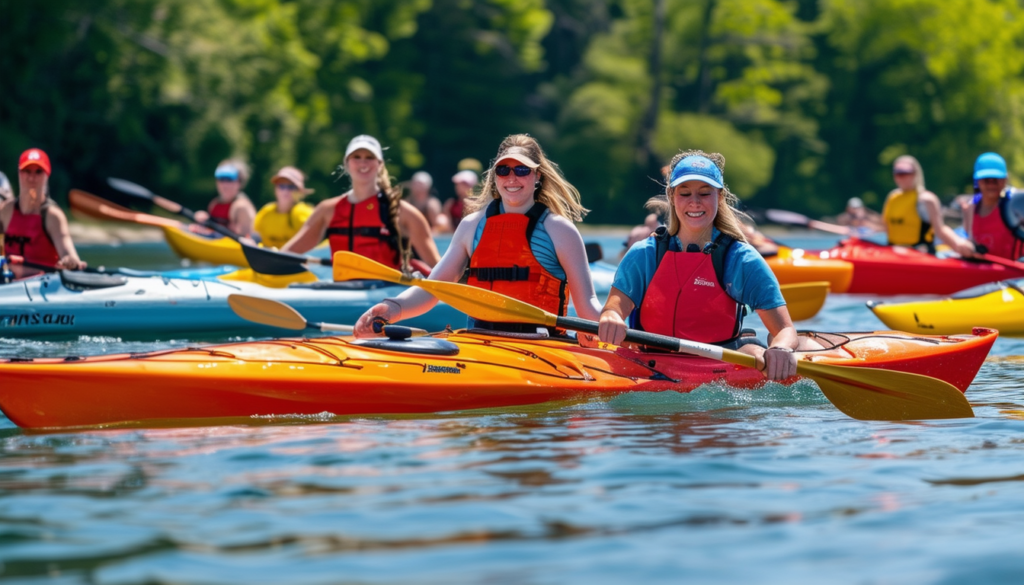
[
  {"x1": 0, "y1": 273, "x2": 463, "y2": 339},
  {"x1": 766, "y1": 251, "x2": 853, "y2": 293},
  {"x1": 869, "y1": 280, "x2": 1024, "y2": 336},
  {"x1": 0, "y1": 328, "x2": 995, "y2": 429},
  {"x1": 822, "y1": 238, "x2": 1024, "y2": 295}
]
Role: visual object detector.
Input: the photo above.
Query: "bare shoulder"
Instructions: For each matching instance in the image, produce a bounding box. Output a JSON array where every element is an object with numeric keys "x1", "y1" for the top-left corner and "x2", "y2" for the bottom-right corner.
[
  {"x1": 542, "y1": 213, "x2": 582, "y2": 239},
  {"x1": 919, "y1": 190, "x2": 941, "y2": 204}
]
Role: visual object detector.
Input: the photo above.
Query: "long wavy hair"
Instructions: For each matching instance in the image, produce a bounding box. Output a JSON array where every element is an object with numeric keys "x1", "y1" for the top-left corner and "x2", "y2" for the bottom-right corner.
[
  {"x1": 646, "y1": 149, "x2": 748, "y2": 243},
  {"x1": 467, "y1": 134, "x2": 588, "y2": 222}
]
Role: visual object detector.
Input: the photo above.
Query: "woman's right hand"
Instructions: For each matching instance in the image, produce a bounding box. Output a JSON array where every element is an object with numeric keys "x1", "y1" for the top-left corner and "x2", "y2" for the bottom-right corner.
[
  {"x1": 193, "y1": 210, "x2": 210, "y2": 224},
  {"x1": 598, "y1": 310, "x2": 628, "y2": 345},
  {"x1": 354, "y1": 302, "x2": 398, "y2": 338}
]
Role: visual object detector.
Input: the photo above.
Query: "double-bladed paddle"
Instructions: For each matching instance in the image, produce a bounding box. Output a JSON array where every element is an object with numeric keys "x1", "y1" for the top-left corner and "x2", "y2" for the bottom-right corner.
[
  {"x1": 108, "y1": 177, "x2": 242, "y2": 240},
  {"x1": 329, "y1": 250, "x2": 974, "y2": 421},
  {"x1": 226, "y1": 293, "x2": 426, "y2": 338}
]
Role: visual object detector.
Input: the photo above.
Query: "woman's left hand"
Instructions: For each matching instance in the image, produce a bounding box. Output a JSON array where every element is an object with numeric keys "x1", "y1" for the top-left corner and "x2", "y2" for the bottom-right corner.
[{"x1": 758, "y1": 346, "x2": 798, "y2": 381}]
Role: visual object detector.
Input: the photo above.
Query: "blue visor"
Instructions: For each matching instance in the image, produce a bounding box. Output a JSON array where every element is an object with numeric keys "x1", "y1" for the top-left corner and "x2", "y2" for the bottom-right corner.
[{"x1": 214, "y1": 165, "x2": 240, "y2": 180}]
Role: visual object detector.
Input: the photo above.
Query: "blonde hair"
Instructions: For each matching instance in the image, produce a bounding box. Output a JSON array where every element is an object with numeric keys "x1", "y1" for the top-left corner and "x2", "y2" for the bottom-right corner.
[
  {"x1": 467, "y1": 134, "x2": 588, "y2": 222},
  {"x1": 339, "y1": 146, "x2": 410, "y2": 273},
  {"x1": 893, "y1": 154, "x2": 927, "y2": 193},
  {"x1": 646, "y1": 149, "x2": 748, "y2": 243}
]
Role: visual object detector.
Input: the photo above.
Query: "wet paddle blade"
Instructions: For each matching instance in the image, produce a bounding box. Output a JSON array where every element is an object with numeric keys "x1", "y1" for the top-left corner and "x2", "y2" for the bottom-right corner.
[
  {"x1": 227, "y1": 294, "x2": 307, "y2": 330},
  {"x1": 780, "y1": 281, "x2": 829, "y2": 321},
  {"x1": 333, "y1": 251, "x2": 557, "y2": 326},
  {"x1": 798, "y1": 360, "x2": 974, "y2": 420}
]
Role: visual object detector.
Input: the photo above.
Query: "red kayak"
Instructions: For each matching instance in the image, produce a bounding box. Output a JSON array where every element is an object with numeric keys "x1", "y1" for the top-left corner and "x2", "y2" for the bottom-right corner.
[{"x1": 818, "y1": 238, "x2": 1024, "y2": 295}]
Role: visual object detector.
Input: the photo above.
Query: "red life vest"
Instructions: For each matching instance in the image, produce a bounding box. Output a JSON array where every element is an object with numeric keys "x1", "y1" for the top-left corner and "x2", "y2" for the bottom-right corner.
[
  {"x1": 325, "y1": 192, "x2": 402, "y2": 269},
  {"x1": 465, "y1": 200, "x2": 568, "y2": 318},
  {"x1": 208, "y1": 194, "x2": 248, "y2": 227},
  {"x1": 636, "y1": 228, "x2": 744, "y2": 345},
  {"x1": 4, "y1": 199, "x2": 60, "y2": 267},
  {"x1": 972, "y1": 195, "x2": 1024, "y2": 260},
  {"x1": 449, "y1": 197, "x2": 465, "y2": 230}
]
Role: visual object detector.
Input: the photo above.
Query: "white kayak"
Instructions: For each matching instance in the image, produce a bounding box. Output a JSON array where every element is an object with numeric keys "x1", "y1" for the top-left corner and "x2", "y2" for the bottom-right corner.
[{"x1": 0, "y1": 270, "x2": 464, "y2": 339}]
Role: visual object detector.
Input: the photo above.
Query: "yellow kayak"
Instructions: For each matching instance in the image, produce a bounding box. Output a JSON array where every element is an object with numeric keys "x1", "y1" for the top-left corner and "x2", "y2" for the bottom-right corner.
[
  {"x1": 162, "y1": 225, "x2": 249, "y2": 266},
  {"x1": 780, "y1": 281, "x2": 829, "y2": 321},
  {"x1": 868, "y1": 280, "x2": 1024, "y2": 336},
  {"x1": 162, "y1": 225, "x2": 324, "y2": 288},
  {"x1": 766, "y1": 248, "x2": 853, "y2": 293}
]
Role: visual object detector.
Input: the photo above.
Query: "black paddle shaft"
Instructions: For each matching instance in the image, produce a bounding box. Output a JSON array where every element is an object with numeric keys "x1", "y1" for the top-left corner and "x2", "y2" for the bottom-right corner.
[
  {"x1": 556, "y1": 316, "x2": 683, "y2": 353},
  {"x1": 108, "y1": 177, "x2": 241, "y2": 240}
]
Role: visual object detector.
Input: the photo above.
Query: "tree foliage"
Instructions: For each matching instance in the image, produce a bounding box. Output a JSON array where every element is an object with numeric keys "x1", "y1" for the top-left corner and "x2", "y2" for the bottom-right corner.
[{"x1": 2, "y1": 0, "x2": 1023, "y2": 223}]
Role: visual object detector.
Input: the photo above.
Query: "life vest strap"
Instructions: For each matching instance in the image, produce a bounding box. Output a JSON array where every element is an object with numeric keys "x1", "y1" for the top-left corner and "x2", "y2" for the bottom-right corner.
[{"x1": 465, "y1": 265, "x2": 531, "y2": 282}]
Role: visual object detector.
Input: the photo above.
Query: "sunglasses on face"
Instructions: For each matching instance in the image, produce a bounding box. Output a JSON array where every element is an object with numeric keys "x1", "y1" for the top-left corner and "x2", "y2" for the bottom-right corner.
[
  {"x1": 495, "y1": 165, "x2": 532, "y2": 177},
  {"x1": 216, "y1": 177, "x2": 238, "y2": 183},
  {"x1": 275, "y1": 183, "x2": 299, "y2": 191},
  {"x1": 893, "y1": 170, "x2": 915, "y2": 176},
  {"x1": 979, "y1": 178, "x2": 1004, "y2": 184}
]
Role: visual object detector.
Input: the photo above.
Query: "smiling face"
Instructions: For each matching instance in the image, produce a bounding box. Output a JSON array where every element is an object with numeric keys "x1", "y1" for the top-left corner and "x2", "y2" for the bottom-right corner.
[
  {"x1": 346, "y1": 149, "x2": 382, "y2": 187},
  {"x1": 215, "y1": 176, "x2": 241, "y2": 201},
  {"x1": 671, "y1": 179, "x2": 720, "y2": 237},
  {"x1": 493, "y1": 157, "x2": 537, "y2": 208}
]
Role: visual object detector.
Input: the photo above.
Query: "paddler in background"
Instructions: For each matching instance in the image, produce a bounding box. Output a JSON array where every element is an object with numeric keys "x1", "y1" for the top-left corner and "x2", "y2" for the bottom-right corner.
[
  {"x1": 251, "y1": 166, "x2": 314, "y2": 249},
  {"x1": 406, "y1": 171, "x2": 451, "y2": 233},
  {"x1": 444, "y1": 169, "x2": 478, "y2": 231},
  {"x1": 282, "y1": 134, "x2": 440, "y2": 272},
  {"x1": 962, "y1": 152, "x2": 1024, "y2": 260},
  {"x1": 882, "y1": 155, "x2": 974, "y2": 256},
  {"x1": 0, "y1": 171, "x2": 12, "y2": 202},
  {"x1": 0, "y1": 148, "x2": 86, "y2": 277},
  {"x1": 836, "y1": 197, "x2": 883, "y2": 234},
  {"x1": 192, "y1": 159, "x2": 258, "y2": 239},
  {"x1": 352, "y1": 133, "x2": 602, "y2": 336},
  {"x1": 594, "y1": 150, "x2": 799, "y2": 381}
]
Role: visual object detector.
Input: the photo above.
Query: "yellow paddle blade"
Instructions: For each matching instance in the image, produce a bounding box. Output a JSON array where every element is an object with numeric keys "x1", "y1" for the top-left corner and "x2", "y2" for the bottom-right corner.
[
  {"x1": 227, "y1": 294, "x2": 306, "y2": 330},
  {"x1": 780, "y1": 281, "x2": 829, "y2": 321},
  {"x1": 798, "y1": 361, "x2": 974, "y2": 420},
  {"x1": 716, "y1": 347, "x2": 972, "y2": 420},
  {"x1": 219, "y1": 268, "x2": 319, "y2": 289},
  {"x1": 333, "y1": 252, "x2": 557, "y2": 327}
]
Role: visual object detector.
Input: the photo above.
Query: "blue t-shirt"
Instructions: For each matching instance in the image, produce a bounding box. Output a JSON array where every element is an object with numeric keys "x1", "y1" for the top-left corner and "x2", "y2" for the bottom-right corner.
[
  {"x1": 472, "y1": 204, "x2": 565, "y2": 280},
  {"x1": 612, "y1": 228, "x2": 785, "y2": 312}
]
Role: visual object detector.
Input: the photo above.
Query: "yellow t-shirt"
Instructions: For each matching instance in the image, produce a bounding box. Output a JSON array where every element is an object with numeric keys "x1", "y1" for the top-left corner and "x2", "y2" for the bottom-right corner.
[{"x1": 253, "y1": 201, "x2": 314, "y2": 249}]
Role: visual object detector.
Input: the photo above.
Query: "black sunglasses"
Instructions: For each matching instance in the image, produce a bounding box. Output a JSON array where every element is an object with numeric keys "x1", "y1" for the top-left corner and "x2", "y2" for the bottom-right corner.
[{"x1": 495, "y1": 165, "x2": 532, "y2": 177}]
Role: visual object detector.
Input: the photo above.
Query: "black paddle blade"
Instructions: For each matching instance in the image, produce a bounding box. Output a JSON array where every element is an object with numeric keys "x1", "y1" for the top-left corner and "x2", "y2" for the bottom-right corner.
[{"x1": 241, "y1": 243, "x2": 312, "y2": 275}]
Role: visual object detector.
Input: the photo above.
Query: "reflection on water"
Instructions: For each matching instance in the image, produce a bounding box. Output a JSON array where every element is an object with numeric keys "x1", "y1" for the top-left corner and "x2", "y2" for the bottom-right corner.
[{"x1": 1, "y1": 234, "x2": 1024, "y2": 583}]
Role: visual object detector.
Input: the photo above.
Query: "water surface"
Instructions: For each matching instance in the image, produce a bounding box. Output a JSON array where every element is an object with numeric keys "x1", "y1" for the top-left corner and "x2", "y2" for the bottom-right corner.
[{"x1": 1, "y1": 235, "x2": 1022, "y2": 584}]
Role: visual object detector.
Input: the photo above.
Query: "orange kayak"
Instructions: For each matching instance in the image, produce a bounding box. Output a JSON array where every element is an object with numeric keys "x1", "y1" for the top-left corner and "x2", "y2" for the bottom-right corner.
[
  {"x1": 766, "y1": 248, "x2": 853, "y2": 293},
  {"x1": 0, "y1": 328, "x2": 995, "y2": 430}
]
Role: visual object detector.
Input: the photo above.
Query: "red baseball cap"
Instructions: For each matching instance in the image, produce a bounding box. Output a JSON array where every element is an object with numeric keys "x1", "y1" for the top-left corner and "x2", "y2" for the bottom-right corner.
[{"x1": 19, "y1": 148, "x2": 51, "y2": 175}]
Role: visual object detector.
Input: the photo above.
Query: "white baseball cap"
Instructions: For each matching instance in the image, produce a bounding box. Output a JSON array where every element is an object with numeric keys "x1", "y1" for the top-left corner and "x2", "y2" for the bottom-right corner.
[{"x1": 345, "y1": 135, "x2": 384, "y2": 161}]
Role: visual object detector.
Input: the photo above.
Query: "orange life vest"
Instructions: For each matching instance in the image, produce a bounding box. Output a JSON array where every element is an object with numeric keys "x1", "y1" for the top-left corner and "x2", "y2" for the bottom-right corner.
[
  {"x1": 4, "y1": 199, "x2": 59, "y2": 267},
  {"x1": 466, "y1": 200, "x2": 568, "y2": 318},
  {"x1": 326, "y1": 192, "x2": 401, "y2": 269},
  {"x1": 636, "y1": 229, "x2": 744, "y2": 345}
]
